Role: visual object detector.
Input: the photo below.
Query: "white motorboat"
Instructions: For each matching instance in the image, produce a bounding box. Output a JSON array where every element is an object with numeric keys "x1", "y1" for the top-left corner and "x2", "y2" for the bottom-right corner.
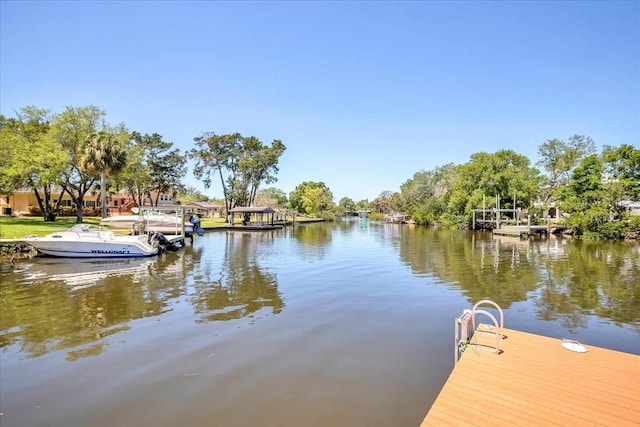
[
  {"x1": 17, "y1": 224, "x2": 163, "y2": 258},
  {"x1": 100, "y1": 208, "x2": 194, "y2": 235}
]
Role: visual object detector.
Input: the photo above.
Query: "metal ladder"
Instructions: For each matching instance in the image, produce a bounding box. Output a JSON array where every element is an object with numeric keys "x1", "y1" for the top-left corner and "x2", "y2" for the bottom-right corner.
[{"x1": 454, "y1": 299, "x2": 505, "y2": 363}]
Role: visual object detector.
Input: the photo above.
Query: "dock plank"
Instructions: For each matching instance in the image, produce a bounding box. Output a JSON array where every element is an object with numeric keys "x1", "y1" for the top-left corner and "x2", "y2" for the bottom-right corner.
[{"x1": 420, "y1": 328, "x2": 640, "y2": 426}]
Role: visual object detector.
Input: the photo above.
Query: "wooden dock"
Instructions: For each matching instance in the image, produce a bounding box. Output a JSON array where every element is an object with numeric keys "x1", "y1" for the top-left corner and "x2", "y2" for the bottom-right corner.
[
  {"x1": 492, "y1": 225, "x2": 551, "y2": 237},
  {"x1": 421, "y1": 327, "x2": 640, "y2": 426}
]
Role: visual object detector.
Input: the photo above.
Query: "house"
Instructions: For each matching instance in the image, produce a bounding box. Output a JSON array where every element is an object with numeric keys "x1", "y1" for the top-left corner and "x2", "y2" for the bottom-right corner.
[
  {"x1": 619, "y1": 200, "x2": 640, "y2": 216},
  {"x1": 532, "y1": 200, "x2": 562, "y2": 220},
  {"x1": 106, "y1": 190, "x2": 190, "y2": 215},
  {"x1": 0, "y1": 187, "x2": 100, "y2": 217},
  {"x1": 1, "y1": 186, "x2": 188, "y2": 217},
  {"x1": 188, "y1": 201, "x2": 224, "y2": 218}
]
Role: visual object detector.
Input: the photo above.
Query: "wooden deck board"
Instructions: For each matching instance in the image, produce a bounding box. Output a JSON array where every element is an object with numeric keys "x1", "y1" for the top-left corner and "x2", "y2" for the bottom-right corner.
[{"x1": 421, "y1": 327, "x2": 640, "y2": 426}]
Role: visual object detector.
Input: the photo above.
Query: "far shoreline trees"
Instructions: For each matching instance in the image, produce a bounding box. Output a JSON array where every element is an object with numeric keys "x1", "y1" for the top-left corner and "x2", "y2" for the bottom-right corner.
[
  {"x1": 1, "y1": 105, "x2": 637, "y2": 239},
  {"x1": 289, "y1": 181, "x2": 335, "y2": 216},
  {"x1": 0, "y1": 105, "x2": 188, "y2": 222},
  {"x1": 190, "y1": 132, "x2": 286, "y2": 220}
]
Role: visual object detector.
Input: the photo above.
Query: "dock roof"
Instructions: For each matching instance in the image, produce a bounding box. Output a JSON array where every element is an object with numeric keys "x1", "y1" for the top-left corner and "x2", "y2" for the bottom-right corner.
[{"x1": 229, "y1": 206, "x2": 275, "y2": 214}]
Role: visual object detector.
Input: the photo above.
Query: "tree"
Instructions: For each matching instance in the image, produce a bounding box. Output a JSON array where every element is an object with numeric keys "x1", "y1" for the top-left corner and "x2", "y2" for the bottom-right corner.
[
  {"x1": 0, "y1": 114, "x2": 18, "y2": 195},
  {"x1": 288, "y1": 181, "x2": 334, "y2": 214},
  {"x1": 602, "y1": 144, "x2": 640, "y2": 201},
  {"x1": 190, "y1": 133, "x2": 286, "y2": 218},
  {"x1": 51, "y1": 106, "x2": 123, "y2": 223},
  {"x1": 141, "y1": 133, "x2": 187, "y2": 206},
  {"x1": 558, "y1": 154, "x2": 606, "y2": 235},
  {"x1": 175, "y1": 186, "x2": 210, "y2": 205},
  {"x1": 119, "y1": 132, "x2": 187, "y2": 208},
  {"x1": 570, "y1": 154, "x2": 603, "y2": 201},
  {"x1": 355, "y1": 199, "x2": 370, "y2": 210},
  {"x1": 239, "y1": 136, "x2": 286, "y2": 207},
  {"x1": 447, "y1": 150, "x2": 541, "y2": 226},
  {"x1": 0, "y1": 107, "x2": 69, "y2": 221},
  {"x1": 338, "y1": 197, "x2": 356, "y2": 213},
  {"x1": 537, "y1": 135, "x2": 596, "y2": 204},
  {"x1": 81, "y1": 131, "x2": 127, "y2": 218},
  {"x1": 370, "y1": 191, "x2": 398, "y2": 214},
  {"x1": 255, "y1": 187, "x2": 288, "y2": 208},
  {"x1": 117, "y1": 140, "x2": 151, "y2": 208},
  {"x1": 399, "y1": 164, "x2": 455, "y2": 225},
  {"x1": 301, "y1": 186, "x2": 334, "y2": 215}
]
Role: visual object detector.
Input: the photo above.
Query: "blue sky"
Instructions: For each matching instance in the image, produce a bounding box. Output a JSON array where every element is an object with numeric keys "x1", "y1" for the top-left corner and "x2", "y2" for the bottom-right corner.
[{"x1": 2, "y1": 1, "x2": 638, "y2": 202}]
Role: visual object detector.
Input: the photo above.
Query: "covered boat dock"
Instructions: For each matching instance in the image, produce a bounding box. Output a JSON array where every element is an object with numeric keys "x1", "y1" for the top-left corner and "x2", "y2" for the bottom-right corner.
[{"x1": 228, "y1": 206, "x2": 283, "y2": 230}]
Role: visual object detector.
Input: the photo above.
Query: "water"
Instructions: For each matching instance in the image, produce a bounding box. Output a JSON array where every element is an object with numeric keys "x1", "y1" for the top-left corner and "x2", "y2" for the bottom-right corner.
[{"x1": 1, "y1": 219, "x2": 639, "y2": 426}]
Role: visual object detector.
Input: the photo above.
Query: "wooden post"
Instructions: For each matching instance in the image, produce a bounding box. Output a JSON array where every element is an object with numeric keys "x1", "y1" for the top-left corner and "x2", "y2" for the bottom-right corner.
[
  {"x1": 181, "y1": 207, "x2": 185, "y2": 236},
  {"x1": 496, "y1": 195, "x2": 500, "y2": 229},
  {"x1": 483, "y1": 194, "x2": 486, "y2": 221}
]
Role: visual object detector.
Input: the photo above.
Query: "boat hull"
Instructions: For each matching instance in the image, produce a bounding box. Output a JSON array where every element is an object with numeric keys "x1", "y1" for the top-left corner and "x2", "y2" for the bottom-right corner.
[
  {"x1": 26, "y1": 240, "x2": 157, "y2": 258},
  {"x1": 19, "y1": 225, "x2": 159, "y2": 258}
]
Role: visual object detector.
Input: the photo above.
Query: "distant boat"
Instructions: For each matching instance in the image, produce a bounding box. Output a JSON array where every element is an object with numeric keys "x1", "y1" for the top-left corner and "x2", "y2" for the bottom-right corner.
[
  {"x1": 100, "y1": 207, "x2": 194, "y2": 235},
  {"x1": 16, "y1": 224, "x2": 163, "y2": 258}
]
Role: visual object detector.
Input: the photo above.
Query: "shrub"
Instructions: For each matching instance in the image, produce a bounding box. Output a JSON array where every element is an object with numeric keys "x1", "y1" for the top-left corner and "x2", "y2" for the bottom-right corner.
[{"x1": 368, "y1": 212, "x2": 384, "y2": 221}]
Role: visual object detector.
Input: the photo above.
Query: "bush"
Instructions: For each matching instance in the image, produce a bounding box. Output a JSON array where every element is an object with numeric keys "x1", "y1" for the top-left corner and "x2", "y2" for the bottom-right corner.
[
  {"x1": 566, "y1": 208, "x2": 640, "y2": 240},
  {"x1": 368, "y1": 212, "x2": 384, "y2": 221},
  {"x1": 592, "y1": 222, "x2": 626, "y2": 239},
  {"x1": 317, "y1": 211, "x2": 336, "y2": 221},
  {"x1": 439, "y1": 212, "x2": 469, "y2": 229},
  {"x1": 565, "y1": 207, "x2": 608, "y2": 236}
]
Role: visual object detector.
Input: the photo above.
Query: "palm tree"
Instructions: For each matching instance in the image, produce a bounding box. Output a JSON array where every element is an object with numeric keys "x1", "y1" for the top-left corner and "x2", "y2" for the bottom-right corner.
[{"x1": 81, "y1": 131, "x2": 127, "y2": 218}]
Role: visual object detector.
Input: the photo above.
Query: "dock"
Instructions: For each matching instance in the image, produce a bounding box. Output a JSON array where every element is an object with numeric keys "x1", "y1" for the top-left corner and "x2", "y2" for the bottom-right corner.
[
  {"x1": 167, "y1": 234, "x2": 187, "y2": 247},
  {"x1": 421, "y1": 326, "x2": 640, "y2": 426},
  {"x1": 492, "y1": 225, "x2": 552, "y2": 237}
]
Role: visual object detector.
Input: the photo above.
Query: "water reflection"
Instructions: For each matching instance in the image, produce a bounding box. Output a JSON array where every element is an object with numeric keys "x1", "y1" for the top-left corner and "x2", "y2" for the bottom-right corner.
[
  {"x1": 1, "y1": 253, "x2": 188, "y2": 360},
  {"x1": 188, "y1": 231, "x2": 284, "y2": 322},
  {"x1": 12, "y1": 257, "x2": 159, "y2": 289},
  {"x1": 0, "y1": 234, "x2": 284, "y2": 360},
  {"x1": 1, "y1": 223, "x2": 638, "y2": 365},
  {"x1": 393, "y1": 226, "x2": 640, "y2": 329},
  {"x1": 291, "y1": 223, "x2": 332, "y2": 259},
  {"x1": 0, "y1": 221, "x2": 638, "y2": 427},
  {"x1": 534, "y1": 239, "x2": 640, "y2": 328}
]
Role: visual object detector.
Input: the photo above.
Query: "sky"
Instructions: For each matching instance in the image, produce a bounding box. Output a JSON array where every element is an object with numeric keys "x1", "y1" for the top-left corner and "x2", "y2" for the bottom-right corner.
[{"x1": 1, "y1": 1, "x2": 639, "y2": 202}]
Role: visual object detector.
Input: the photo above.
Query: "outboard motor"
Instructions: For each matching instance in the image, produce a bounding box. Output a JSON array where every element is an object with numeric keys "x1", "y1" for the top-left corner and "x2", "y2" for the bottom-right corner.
[
  {"x1": 190, "y1": 213, "x2": 205, "y2": 236},
  {"x1": 148, "y1": 231, "x2": 181, "y2": 252}
]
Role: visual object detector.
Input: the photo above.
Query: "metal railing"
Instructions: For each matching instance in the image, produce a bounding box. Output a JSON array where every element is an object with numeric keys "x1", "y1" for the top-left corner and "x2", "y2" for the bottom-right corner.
[{"x1": 455, "y1": 299, "x2": 504, "y2": 363}]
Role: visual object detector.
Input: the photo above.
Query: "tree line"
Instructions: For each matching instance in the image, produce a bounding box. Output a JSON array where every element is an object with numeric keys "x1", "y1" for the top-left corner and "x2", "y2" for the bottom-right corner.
[
  {"x1": 1, "y1": 105, "x2": 638, "y2": 239},
  {"x1": 365, "y1": 136, "x2": 639, "y2": 239},
  {"x1": 283, "y1": 137, "x2": 639, "y2": 240},
  {"x1": 0, "y1": 105, "x2": 286, "y2": 223}
]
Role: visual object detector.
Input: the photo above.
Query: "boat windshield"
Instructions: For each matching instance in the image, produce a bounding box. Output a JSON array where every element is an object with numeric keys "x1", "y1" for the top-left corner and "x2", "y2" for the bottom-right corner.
[{"x1": 68, "y1": 224, "x2": 103, "y2": 233}]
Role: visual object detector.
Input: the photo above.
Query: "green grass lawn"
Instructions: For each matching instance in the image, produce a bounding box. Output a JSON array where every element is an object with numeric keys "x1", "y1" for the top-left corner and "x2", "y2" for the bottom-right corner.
[
  {"x1": 0, "y1": 216, "x2": 235, "y2": 238},
  {"x1": 0, "y1": 216, "x2": 102, "y2": 239},
  {"x1": 1, "y1": 215, "x2": 320, "y2": 239},
  {"x1": 200, "y1": 217, "x2": 230, "y2": 228}
]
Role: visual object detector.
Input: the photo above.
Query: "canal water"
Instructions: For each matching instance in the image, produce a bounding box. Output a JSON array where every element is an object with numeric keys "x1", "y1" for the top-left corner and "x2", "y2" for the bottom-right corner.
[{"x1": 1, "y1": 219, "x2": 639, "y2": 426}]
